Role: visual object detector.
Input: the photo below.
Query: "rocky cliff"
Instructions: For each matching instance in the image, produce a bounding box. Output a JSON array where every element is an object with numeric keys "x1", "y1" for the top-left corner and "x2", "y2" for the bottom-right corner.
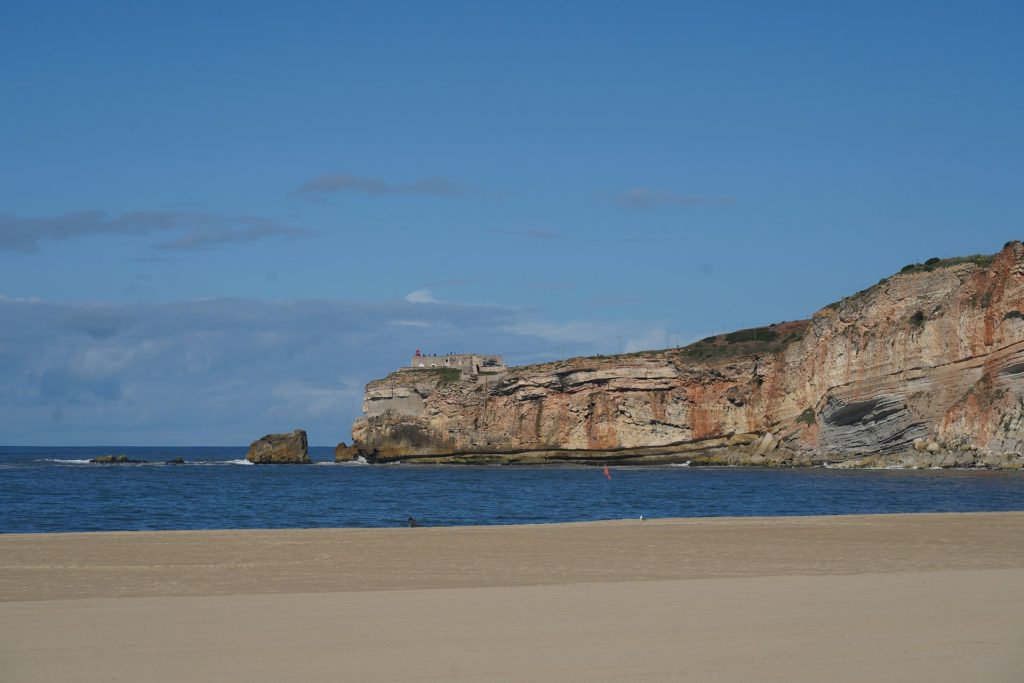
[{"x1": 345, "y1": 243, "x2": 1024, "y2": 468}]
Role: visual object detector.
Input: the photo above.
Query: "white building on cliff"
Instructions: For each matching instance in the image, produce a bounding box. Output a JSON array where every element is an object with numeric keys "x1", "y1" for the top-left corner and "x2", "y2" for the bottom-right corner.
[{"x1": 408, "y1": 350, "x2": 506, "y2": 377}]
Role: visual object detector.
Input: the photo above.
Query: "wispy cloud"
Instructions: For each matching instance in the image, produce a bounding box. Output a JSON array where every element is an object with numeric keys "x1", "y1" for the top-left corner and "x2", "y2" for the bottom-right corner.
[
  {"x1": 404, "y1": 289, "x2": 439, "y2": 304},
  {"x1": 0, "y1": 296, "x2": 523, "y2": 444},
  {"x1": 294, "y1": 173, "x2": 464, "y2": 197},
  {"x1": 615, "y1": 188, "x2": 736, "y2": 209},
  {"x1": 0, "y1": 210, "x2": 312, "y2": 253},
  {"x1": 0, "y1": 296, "x2": 682, "y2": 444},
  {"x1": 525, "y1": 229, "x2": 558, "y2": 240},
  {"x1": 503, "y1": 319, "x2": 673, "y2": 356},
  {"x1": 156, "y1": 224, "x2": 313, "y2": 251}
]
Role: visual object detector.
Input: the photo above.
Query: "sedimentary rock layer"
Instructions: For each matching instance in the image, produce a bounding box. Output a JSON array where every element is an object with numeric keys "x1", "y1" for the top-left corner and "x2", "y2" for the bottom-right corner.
[{"x1": 345, "y1": 244, "x2": 1024, "y2": 467}]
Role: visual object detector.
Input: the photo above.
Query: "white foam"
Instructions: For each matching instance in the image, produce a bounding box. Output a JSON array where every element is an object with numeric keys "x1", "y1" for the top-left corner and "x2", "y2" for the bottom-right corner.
[
  {"x1": 669, "y1": 461, "x2": 691, "y2": 467},
  {"x1": 38, "y1": 458, "x2": 92, "y2": 464},
  {"x1": 225, "y1": 459, "x2": 254, "y2": 466},
  {"x1": 316, "y1": 457, "x2": 369, "y2": 466}
]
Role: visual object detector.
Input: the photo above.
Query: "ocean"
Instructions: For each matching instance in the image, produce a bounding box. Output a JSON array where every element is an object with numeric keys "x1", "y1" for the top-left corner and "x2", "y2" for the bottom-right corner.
[{"x1": 2, "y1": 446, "x2": 1023, "y2": 533}]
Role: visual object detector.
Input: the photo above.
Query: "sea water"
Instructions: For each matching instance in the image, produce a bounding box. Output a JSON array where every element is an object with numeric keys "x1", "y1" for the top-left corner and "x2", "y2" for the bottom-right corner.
[{"x1": 1, "y1": 446, "x2": 1022, "y2": 533}]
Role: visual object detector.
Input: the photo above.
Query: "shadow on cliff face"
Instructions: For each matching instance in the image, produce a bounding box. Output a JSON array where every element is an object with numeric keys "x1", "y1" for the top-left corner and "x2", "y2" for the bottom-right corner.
[
  {"x1": 363, "y1": 422, "x2": 456, "y2": 460},
  {"x1": 819, "y1": 395, "x2": 928, "y2": 455}
]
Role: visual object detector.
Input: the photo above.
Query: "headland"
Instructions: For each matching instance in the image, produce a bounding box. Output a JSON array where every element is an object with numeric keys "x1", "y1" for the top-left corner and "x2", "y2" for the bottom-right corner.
[{"x1": 342, "y1": 243, "x2": 1024, "y2": 469}]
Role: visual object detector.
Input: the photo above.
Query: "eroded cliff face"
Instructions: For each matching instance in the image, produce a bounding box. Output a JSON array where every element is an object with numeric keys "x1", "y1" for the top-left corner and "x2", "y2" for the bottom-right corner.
[{"x1": 347, "y1": 243, "x2": 1024, "y2": 467}]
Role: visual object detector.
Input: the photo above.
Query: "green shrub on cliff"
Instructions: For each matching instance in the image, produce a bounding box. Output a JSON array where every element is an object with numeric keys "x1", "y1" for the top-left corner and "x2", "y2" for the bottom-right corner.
[
  {"x1": 681, "y1": 322, "x2": 806, "y2": 363},
  {"x1": 899, "y1": 254, "x2": 994, "y2": 274},
  {"x1": 827, "y1": 253, "x2": 995, "y2": 314},
  {"x1": 434, "y1": 368, "x2": 462, "y2": 385},
  {"x1": 724, "y1": 327, "x2": 779, "y2": 344},
  {"x1": 682, "y1": 337, "x2": 783, "y2": 362}
]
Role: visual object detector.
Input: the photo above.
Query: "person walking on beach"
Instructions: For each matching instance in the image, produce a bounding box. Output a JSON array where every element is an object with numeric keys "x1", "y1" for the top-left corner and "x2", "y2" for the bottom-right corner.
[{"x1": 407, "y1": 516, "x2": 420, "y2": 527}]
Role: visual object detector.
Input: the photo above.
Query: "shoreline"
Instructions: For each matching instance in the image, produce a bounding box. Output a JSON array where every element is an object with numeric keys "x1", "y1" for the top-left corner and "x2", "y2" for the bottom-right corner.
[
  {"x1": 2, "y1": 506, "x2": 1023, "y2": 531},
  {"x1": 4, "y1": 505, "x2": 1023, "y2": 537}
]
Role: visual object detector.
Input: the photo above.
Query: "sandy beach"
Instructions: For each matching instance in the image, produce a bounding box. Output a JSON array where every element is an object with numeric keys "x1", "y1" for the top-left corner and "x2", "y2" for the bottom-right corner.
[{"x1": 2, "y1": 512, "x2": 1023, "y2": 681}]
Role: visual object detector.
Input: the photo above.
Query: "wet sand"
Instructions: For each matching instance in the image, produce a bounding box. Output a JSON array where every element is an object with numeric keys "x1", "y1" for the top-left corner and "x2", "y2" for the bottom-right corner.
[{"x1": 2, "y1": 512, "x2": 1023, "y2": 681}]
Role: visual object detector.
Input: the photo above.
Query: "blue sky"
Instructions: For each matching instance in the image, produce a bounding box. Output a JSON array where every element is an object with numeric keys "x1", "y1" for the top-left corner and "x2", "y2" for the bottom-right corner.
[{"x1": 1, "y1": 1, "x2": 1021, "y2": 445}]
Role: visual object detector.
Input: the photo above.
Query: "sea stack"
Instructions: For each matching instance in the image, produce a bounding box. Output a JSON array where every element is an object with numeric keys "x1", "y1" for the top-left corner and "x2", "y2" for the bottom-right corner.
[{"x1": 246, "y1": 429, "x2": 310, "y2": 464}]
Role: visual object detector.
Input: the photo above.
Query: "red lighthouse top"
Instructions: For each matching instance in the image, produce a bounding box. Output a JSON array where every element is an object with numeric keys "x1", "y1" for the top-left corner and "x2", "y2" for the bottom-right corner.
[{"x1": 414, "y1": 349, "x2": 421, "y2": 357}]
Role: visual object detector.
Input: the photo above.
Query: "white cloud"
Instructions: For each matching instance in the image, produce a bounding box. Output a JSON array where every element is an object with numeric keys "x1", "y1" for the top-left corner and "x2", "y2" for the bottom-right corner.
[
  {"x1": 504, "y1": 319, "x2": 667, "y2": 351},
  {"x1": 404, "y1": 289, "x2": 438, "y2": 304},
  {"x1": 0, "y1": 210, "x2": 313, "y2": 253},
  {"x1": 0, "y1": 295, "x2": 692, "y2": 445},
  {"x1": 0, "y1": 297, "x2": 541, "y2": 444}
]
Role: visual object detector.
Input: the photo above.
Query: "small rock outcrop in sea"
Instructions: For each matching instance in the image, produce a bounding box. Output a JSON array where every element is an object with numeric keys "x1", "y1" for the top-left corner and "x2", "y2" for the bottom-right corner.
[
  {"x1": 164, "y1": 457, "x2": 186, "y2": 465},
  {"x1": 334, "y1": 441, "x2": 359, "y2": 462},
  {"x1": 90, "y1": 454, "x2": 146, "y2": 464},
  {"x1": 344, "y1": 242, "x2": 1024, "y2": 469},
  {"x1": 246, "y1": 429, "x2": 310, "y2": 464}
]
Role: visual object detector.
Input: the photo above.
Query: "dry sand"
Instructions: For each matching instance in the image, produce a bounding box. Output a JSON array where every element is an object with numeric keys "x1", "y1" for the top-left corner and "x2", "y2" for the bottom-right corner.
[{"x1": 1, "y1": 512, "x2": 1023, "y2": 681}]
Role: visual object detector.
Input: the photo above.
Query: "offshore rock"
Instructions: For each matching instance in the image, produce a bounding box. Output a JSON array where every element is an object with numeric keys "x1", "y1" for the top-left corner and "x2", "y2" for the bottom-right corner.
[
  {"x1": 246, "y1": 429, "x2": 310, "y2": 464},
  {"x1": 90, "y1": 454, "x2": 145, "y2": 464},
  {"x1": 334, "y1": 441, "x2": 360, "y2": 462},
  {"x1": 349, "y1": 243, "x2": 1024, "y2": 467}
]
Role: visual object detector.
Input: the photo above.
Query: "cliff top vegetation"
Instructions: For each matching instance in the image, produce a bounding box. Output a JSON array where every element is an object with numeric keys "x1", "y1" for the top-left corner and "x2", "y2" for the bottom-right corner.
[
  {"x1": 818, "y1": 244, "x2": 1014, "y2": 315},
  {"x1": 679, "y1": 320, "x2": 809, "y2": 362}
]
